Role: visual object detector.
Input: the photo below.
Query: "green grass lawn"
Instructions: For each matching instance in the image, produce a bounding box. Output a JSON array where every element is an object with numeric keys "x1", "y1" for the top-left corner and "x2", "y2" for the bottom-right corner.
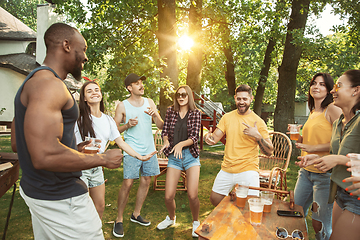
[{"x1": 0, "y1": 136, "x2": 315, "y2": 239}]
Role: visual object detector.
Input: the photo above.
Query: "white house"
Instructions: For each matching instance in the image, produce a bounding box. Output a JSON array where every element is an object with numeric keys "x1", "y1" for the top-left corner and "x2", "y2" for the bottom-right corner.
[
  {"x1": 0, "y1": 6, "x2": 38, "y2": 127},
  {"x1": 0, "y1": 5, "x2": 82, "y2": 130}
]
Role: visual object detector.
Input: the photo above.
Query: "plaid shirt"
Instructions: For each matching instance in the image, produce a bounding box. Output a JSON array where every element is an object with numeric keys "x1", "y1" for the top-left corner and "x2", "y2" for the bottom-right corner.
[{"x1": 162, "y1": 106, "x2": 201, "y2": 158}]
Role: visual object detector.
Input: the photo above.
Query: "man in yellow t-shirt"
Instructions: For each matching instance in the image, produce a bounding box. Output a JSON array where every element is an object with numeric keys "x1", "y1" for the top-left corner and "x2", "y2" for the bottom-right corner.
[{"x1": 205, "y1": 85, "x2": 273, "y2": 206}]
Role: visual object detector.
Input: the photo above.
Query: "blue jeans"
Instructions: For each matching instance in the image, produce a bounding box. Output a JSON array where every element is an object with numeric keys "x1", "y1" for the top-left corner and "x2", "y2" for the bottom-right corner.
[
  {"x1": 294, "y1": 168, "x2": 333, "y2": 240},
  {"x1": 167, "y1": 148, "x2": 200, "y2": 171}
]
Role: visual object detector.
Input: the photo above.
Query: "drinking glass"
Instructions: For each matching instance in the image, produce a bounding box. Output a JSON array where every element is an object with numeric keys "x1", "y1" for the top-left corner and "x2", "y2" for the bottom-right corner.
[
  {"x1": 288, "y1": 124, "x2": 300, "y2": 141},
  {"x1": 260, "y1": 191, "x2": 275, "y2": 213},
  {"x1": 248, "y1": 198, "x2": 264, "y2": 226},
  {"x1": 235, "y1": 182, "x2": 249, "y2": 208}
]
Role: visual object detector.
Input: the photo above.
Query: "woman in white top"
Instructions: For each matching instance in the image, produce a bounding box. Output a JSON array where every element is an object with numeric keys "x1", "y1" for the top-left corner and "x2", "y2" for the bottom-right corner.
[{"x1": 75, "y1": 81, "x2": 156, "y2": 219}]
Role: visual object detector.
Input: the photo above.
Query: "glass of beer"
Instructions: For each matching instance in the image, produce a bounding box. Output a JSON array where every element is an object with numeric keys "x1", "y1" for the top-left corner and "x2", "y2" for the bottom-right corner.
[
  {"x1": 260, "y1": 191, "x2": 275, "y2": 213},
  {"x1": 235, "y1": 182, "x2": 249, "y2": 208},
  {"x1": 289, "y1": 124, "x2": 300, "y2": 141},
  {"x1": 349, "y1": 153, "x2": 360, "y2": 183},
  {"x1": 84, "y1": 137, "x2": 101, "y2": 154},
  {"x1": 248, "y1": 198, "x2": 264, "y2": 226}
]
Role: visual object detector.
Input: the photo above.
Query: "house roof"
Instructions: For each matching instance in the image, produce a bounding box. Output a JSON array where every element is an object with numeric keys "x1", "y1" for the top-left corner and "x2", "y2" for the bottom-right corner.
[
  {"x1": 0, "y1": 53, "x2": 39, "y2": 76},
  {"x1": 0, "y1": 53, "x2": 83, "y2": 90},
  {"x1": 0, "y1": 7, "x2": 36, "y2": 41}
]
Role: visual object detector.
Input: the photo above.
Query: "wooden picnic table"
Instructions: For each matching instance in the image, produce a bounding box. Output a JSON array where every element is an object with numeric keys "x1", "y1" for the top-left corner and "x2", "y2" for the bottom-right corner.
[
  {"x1": 195, "y1": 196, "x2": 308, "y2": 240},
  {"x1": 0, "y1": 152, "x2": 19, "y2": 240}
]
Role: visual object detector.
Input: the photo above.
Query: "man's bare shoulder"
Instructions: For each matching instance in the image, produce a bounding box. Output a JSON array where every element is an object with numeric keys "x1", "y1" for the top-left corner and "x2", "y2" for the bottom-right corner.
[{"x1": 22, "y1": 70, "x2": 70, "y2": 108}]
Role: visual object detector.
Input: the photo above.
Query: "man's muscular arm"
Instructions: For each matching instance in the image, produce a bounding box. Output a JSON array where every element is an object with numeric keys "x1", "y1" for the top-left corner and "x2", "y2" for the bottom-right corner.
[{"x1": 23, "y1": 75, "x2": 122, "y2": 172}]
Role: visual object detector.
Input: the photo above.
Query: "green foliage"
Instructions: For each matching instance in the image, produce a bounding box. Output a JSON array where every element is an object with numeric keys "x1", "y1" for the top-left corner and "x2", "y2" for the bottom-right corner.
[
  {"x1": 0, "y1": 107, "x2": 5, "y2": 115},
  {"x1": 0, "y1": 0, "x2": 47, "y2": 31}
]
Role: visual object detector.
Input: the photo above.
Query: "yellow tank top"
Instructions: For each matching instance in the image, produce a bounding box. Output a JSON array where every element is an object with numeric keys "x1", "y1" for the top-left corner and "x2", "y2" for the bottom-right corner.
[{"x1": 302, "y1": 108, "x2": 332, "y2": 173}]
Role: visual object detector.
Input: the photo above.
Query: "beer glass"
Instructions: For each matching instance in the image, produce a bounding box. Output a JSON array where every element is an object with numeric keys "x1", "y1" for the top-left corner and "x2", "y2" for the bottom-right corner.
[
  {"x1": 84, "y1": 137, "x2": 101, "y2": 154},
  {"x1": 348, "y1": 153, "x2": 360, "y2": 183},
  {"x1": 288, "y1": 124, "x2": 300, "y2": 141},
  {"x1": 260, "y1": 191, "x2": 275, "y2": 213},
  {"x1": 248, "y1": 198, "x2": 264, "y2": 226},
  {"x1": 235, "y1": 182, "x2": 249, "y2": 208}
]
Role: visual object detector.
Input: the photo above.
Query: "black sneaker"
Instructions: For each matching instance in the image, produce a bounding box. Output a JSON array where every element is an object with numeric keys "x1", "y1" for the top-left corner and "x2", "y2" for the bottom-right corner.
[
  {"x1": 113, "y1": 222, "x2": 124, "y2": 238},
  {"x1": 130, "y1": 213, "x2": 151, "y2": 226}
]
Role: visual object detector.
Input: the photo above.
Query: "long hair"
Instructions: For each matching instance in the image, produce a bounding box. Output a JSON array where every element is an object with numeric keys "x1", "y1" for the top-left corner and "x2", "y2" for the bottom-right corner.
[
  {"x1": 173, "y1": 85, "x2": 197, "y2": 112},
  {"x1": 343, "y1": 70, "x2": 360, "y2": 114},
  {"x1": 308, "y1": 73, "x2": 334, "y2": 112},
  {"x1": 77, "y1": 81, "x2": 105, "y2": 141}
]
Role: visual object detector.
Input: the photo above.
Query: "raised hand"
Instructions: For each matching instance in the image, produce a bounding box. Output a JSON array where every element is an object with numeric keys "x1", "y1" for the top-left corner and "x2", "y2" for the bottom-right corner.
[
  {"x1": 144, "y1": 107, "x2": 156, "y2": 117},
  {"x1": 127, "y1": 117, "x2": 138, "y2": 128}
]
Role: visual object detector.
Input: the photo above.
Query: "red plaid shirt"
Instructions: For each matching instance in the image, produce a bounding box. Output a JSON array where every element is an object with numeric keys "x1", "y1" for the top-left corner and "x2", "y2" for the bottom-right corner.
[{"x1": 162, "y1": 106, "x2": 201, "y2": 158}]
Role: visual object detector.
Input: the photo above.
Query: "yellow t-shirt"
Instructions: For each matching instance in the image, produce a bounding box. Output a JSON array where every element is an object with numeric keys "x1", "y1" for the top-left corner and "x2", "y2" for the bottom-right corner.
[
  {"x1": 217, "y1": 110, "x2": 270, "y2": 174},
  {"x1": 302, "y1": 109, "x2": 332, "y2": 173}
]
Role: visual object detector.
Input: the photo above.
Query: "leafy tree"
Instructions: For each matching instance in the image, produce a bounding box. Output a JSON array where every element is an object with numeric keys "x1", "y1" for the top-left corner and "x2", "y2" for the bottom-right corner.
[
  {"x1": 0, "y1": 0, "x2": 47, "y2": 31},
  {"x1": 274, "y1": 0, "x2": 311, "y2": 133}
]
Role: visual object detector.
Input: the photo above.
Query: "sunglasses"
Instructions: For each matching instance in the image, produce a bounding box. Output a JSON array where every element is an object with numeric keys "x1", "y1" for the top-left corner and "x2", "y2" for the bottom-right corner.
[
  {"x1": 276, "y1": 227, "x2": 304, "y2": 239},
  {"x1": 176, "y1": 92, "x2": 188, "y2": 99},
  {"x1": 333, "y1": 82, "x2": 352, "y2": 92}
]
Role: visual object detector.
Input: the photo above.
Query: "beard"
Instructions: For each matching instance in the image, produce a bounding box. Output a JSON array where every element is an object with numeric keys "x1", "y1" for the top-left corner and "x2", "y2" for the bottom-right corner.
[
  {"x1": 70, "y1": 51, "x2": 84, "y2": 81},
  {"x1": 237, "y1": 103, "x2": 250, "y2": 114}
]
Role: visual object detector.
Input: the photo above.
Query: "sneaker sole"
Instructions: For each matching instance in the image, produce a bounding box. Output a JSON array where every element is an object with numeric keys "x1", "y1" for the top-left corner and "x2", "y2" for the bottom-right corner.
[
  {"x1": 113, "y1": 223, "x2": 124, "y2": 238},
  {"x1": 130, "y1": 217, "x2": 151, "y2": 226},
  {"x1": 112, "y1": 229, "x2": 124, "y2": 238}
]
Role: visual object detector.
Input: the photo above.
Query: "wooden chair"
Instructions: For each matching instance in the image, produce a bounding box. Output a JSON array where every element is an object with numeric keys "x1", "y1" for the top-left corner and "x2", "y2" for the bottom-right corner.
[
  {"x1": 258, "y1": 131, "x2": 292, "y2": 200},
  {"x1": 153, "y1": 130, "x2": 187, "y2": 191}
]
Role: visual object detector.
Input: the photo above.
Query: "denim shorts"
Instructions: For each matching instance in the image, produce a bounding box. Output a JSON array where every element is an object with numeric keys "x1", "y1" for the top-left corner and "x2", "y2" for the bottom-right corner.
[
  {"x1": 80, "y1": 166, "x2": 104, "y2": 188},
  {"x1": 167, "y1": 148, "x2": 200, "y2": 171},
  {"x1": 123, "y1": 154, "x2": 160, "y2": 179},
  {"x1": 336, "y1": 186, "x2": 360, "y2": 215}
]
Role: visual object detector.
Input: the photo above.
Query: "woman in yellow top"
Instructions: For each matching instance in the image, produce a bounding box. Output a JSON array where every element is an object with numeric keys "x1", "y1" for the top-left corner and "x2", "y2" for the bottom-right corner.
[{"x1": 291, "y1": 73, "x2": 341, "y2": 240}]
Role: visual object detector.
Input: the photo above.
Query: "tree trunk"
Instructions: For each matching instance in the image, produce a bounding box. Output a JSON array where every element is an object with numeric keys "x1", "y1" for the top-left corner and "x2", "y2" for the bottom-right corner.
[
  {"x1": 253, "y1": 38, "x2": 276, "y2": 115},
  {"x1": 222, "y1": 24, "x2": 236, "y2": 110},
  {"x1": 274, "y1": 0, "x2": 310, "y2": 133},
  {"x1": 158, "y1": 0, "x2": 178, "y2": 119},
  {"x1": 186, "y1": 0, "x2": 203, "y2": 94}
]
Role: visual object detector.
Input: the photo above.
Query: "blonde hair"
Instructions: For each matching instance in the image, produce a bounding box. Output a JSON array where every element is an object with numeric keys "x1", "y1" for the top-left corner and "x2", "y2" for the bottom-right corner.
[{"x1": 173, "y1": 85, "x2": 197, "y2": 111}]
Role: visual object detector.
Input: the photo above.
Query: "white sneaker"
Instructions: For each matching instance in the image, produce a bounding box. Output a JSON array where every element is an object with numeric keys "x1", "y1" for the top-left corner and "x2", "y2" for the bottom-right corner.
[
  {"x1": 157, "y1": 216, "x2": 176, "y2": 230},
  {"x1": 192, "y1": 220, "x2": 200, "y2": 237}
]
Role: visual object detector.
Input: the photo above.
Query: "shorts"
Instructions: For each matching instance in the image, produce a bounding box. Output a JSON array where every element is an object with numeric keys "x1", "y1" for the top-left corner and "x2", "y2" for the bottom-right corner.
[
  {"x1": 80, "y1": 167, "x2": 104, "y2": 188},
  {"x1": 123, "y1": 154, "x2": 160, "y2": 179},
  {"x1": 336, "y1": 186, "x2": 360, "y2": 215},
  {"x1": 19, "y1": 186, "x2": 104, "y2": 240},
  {"x1": 212, "y1": 169, "x2": 260, "y2": 196},
  {"x1": 167, "y1": 148, "x2": 201, "y2": 171}
]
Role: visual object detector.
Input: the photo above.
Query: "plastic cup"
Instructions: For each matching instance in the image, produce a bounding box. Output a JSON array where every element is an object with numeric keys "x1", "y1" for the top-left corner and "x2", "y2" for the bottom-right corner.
[
  {"x1": 260, "y1": 191, "x2": 275, "y2": 213},
  {"x1": 235, "y1": 182, "x2": 249, "y2": 208},
  {"x1": 84, "y1": 137, "x2": 101, "y2": 154},
  {"x1": 348, "y1": 153, "x2": 360, "y2": 183},
  {"x1": 248, "y1": 198, "x2": 264, "y2": 226},
  {"x1": 289, "y1": 124, "x2": 300, "y2": 141}
]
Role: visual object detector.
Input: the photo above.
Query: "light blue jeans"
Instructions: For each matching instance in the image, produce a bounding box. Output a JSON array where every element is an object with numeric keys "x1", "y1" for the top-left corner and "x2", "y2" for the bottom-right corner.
[{"x1": 294, "y1": 168, "x2": 333, "y2": 240}]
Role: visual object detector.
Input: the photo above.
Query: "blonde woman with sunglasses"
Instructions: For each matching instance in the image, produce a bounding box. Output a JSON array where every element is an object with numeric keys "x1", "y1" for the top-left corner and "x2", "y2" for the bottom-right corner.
[
  {"x1": 298, "y1": 70, "x2": 360, "y2": 240},
  {"x1": 156, "y1": 85, "x2": 202, "y2": 237}
]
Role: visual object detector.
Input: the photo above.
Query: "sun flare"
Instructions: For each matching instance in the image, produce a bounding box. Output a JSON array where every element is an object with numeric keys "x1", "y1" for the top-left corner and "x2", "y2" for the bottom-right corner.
[{"x1": 178, "y1": 35, "x2": 194, "y2": 50}]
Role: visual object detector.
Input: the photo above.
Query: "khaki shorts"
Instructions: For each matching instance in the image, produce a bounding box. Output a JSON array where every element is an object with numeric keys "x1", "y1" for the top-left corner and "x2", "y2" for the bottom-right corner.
[{"x1": 20, "y1": 186, "x2": 104, "y2": 240}]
